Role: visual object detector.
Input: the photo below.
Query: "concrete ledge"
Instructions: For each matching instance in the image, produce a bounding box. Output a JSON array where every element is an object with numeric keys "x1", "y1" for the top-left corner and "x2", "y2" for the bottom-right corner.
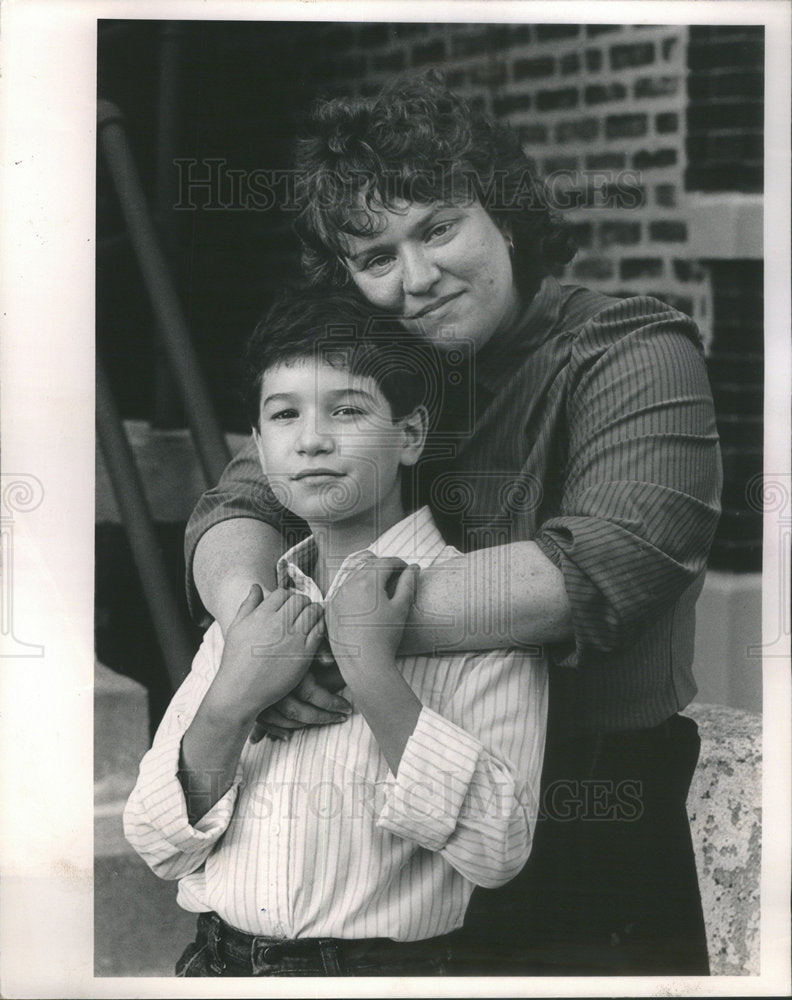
[
  {"x1": 685, "y1": 702, "x2": 761, "y2": 976},
  {"x1": 693, "y1": 571, "x2": 762, "y2": 714},
  {"x1": 686, "y1": 194, "x2": 763, "y2": 259}
]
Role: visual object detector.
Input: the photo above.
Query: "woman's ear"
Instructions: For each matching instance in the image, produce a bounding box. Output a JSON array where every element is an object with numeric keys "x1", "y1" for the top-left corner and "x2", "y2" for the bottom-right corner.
[
  {"x1": 398, "y1": 405, "x2": 429, "y2": 468},
  {"x1": 499, "y1": 221, "x2": 514, "y2": 255}
]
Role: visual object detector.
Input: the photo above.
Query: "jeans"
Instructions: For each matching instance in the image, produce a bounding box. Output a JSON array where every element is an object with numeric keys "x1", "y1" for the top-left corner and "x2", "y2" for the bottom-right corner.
[{"x1": 176, "y1": 912, "x2": 453, "y2": 977}]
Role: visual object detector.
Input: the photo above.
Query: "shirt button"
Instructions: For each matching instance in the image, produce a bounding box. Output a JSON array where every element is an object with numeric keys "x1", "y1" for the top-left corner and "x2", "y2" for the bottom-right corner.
[{"x1": 272, "y1": 824, "x2": 281, "y2": 834}]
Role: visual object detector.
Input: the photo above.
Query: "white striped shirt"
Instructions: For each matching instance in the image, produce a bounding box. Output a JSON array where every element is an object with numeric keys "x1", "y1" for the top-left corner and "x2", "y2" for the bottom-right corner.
[{"x1": 124, "y1": 507, "x2": 548, "y2": 941}]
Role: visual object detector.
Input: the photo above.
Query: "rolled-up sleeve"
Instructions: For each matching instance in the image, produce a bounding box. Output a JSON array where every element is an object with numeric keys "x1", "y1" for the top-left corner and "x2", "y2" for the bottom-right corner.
[
  {"x1": 377, "y1": 648, "x2": 548, "y2": 888},
  {"x1": 534, "y1": 298, "x2": 722, "y2": 662},
  {"x1": 123, "y1": 624, "x2": 242, "y2": 880}
]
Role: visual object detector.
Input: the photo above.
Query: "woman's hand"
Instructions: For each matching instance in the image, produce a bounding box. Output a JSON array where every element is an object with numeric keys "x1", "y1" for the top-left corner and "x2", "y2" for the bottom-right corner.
[{"x1": 248, "y1": 651, "x2": 352, "y2": 743}]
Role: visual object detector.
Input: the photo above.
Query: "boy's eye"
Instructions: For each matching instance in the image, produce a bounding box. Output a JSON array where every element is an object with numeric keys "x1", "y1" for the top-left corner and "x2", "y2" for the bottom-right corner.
[
  {"x1": 334, "y1": 405, "x2": 366, "y2": 417},
  {"x1": 270, "y1": 408, "x2": 298, "y2": 420}
]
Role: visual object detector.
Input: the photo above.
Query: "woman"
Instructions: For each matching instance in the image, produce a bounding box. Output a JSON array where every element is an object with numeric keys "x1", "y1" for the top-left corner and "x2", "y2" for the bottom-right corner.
[{"x1": 184, "y1": 72, "x2": 721, "y2": 975}]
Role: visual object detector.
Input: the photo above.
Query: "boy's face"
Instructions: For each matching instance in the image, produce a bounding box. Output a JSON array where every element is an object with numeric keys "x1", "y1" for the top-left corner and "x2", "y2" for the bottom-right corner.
[{"x1": 253, "y1": 357, "x2": 425, "y2": 528}]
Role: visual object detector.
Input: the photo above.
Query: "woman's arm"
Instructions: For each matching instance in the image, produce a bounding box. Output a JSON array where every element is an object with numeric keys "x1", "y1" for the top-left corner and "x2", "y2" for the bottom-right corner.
[
  {"x1": 192, "y1": 517, "x2": 282, "y2": 632},
  {"x1": 402, "y1": 540, "x2": 573, "y2": 655},
  {"x1": 185, "y1": 435, "x2": 293, "y2": 627}
]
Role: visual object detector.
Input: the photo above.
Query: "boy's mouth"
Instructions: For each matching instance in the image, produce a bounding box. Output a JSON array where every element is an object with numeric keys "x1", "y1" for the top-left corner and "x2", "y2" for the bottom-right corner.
[{"x1": 292, "y1": 469, "x2": 345, "y2": 480}]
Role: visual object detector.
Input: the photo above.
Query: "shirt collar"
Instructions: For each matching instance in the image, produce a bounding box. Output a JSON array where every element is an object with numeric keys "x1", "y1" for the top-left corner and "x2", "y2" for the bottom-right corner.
[
  {"x1": 474, "y1": 275, "x2": 562, "y2": 392},
  {"x1": 275, "y1": 506, "x2": 447, "y2": 601}
]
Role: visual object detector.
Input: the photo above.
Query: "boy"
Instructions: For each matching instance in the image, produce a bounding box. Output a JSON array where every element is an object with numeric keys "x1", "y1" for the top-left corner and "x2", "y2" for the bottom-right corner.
[{"x1": 124, "y1": 290, "x2": 548, "y2": 977}]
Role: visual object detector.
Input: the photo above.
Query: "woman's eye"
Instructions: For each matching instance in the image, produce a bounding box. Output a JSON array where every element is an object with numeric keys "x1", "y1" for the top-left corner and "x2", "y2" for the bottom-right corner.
[
  {"x1": 364, "y1": 255, "x2": 393, "y2": 272},
  {"x1": 428, "y1": 221, "x2": 454, "y2": 241}
]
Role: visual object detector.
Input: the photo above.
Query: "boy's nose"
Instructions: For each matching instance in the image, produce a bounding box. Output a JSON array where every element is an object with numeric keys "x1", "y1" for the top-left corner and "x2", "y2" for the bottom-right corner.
[{"x1": 296, "y1": 420, "x2": 334, "y2": 454}]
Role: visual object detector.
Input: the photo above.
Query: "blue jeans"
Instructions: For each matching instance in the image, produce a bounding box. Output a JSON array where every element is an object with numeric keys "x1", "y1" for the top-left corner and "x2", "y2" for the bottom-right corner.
[{"x1": 176, "y1": 912, "x2": 453, "y2": 977}]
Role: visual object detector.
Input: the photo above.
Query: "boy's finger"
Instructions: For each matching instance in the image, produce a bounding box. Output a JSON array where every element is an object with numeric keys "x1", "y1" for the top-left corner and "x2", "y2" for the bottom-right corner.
[
  {"x1": 262, "y1": 587, "x2": 295, "y2": 611},
  {"x1": 279, "y1": 591, "x2": 312, "y2": 624},
  {"x1": 392, "y1": 563, "x2": 419, "y2": 608},
  {"x1": 232, "y1": 584, "x2": 264, "y2": 623},
  {"x1": 294, "y1": 601, "x2": 324, "y2": 635}
]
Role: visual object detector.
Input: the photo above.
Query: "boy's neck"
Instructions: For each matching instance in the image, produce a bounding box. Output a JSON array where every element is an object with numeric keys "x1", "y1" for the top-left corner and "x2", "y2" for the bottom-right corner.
[{"x1": 306, "y1": 495, "x2": 407, "y2": 593}]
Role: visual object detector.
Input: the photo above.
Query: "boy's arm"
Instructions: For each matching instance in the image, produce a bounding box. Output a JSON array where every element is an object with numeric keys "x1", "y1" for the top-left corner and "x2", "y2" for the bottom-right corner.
[
  {"x1": 124, "y1": 588, "x2": 324, "y2": 878},
  {"x1": 326, "y1": 558, "x2": 423, "y2": 774},
  {"x1": 180, "y1": 586, "x2": 324, "y2": 823},
  {"x1": 123, "y1": 623, "x2": 243, "y2": 881},
  {"x1": 327, "y1": 556, "x2": 548, "y2": 889}
]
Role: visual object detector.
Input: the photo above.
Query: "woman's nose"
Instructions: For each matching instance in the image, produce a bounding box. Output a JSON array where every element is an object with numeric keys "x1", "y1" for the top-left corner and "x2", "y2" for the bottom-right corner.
[{"x1": 401, "y1": 248, "x2": 441, "y2": 296}]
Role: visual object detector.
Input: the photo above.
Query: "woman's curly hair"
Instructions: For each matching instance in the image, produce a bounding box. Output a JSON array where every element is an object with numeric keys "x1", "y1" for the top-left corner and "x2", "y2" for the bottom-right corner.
[{"x1": 293, "y1": 70, "x2": 576, "y2": 301}]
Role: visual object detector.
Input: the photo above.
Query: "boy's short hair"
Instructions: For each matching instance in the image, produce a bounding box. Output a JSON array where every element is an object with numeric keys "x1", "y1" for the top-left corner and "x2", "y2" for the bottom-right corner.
[
  {"x1": 243, "y1": 288, "x2": 441, "y2": 430},
  {"x1": 293, "y1": 70, "x2": 576, "y2": 300}
]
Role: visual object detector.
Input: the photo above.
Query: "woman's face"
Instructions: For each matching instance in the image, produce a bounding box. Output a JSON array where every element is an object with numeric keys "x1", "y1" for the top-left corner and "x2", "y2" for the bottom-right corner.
[{"x1": 342, "y1": 199, "x2": 520, "y2": 353}]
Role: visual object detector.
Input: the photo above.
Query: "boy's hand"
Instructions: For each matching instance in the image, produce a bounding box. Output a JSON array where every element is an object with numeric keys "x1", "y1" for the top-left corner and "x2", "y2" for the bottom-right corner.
[
  {"x1": 206, "y1": 585, "x2": 325, "y2": 727},
  {"x1": 326, "y1": 554, "x2": 420, "y2": 670}
]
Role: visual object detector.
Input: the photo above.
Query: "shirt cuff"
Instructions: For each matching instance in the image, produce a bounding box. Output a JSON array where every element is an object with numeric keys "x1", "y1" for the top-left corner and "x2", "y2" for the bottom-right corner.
[
  {"x1": 376, "y1": 707, "x2": 481, "y2": 851},
  {"x1": 134, "y1": 731, "x2": 241, "y2": 850}
]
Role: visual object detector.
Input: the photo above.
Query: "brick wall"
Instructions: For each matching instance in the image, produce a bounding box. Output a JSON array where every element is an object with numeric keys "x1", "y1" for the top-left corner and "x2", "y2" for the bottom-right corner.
[
  {"x1": 310, "y1": 20, "x2": 765, "y2": 572},
  {"x1": 98, "y1": 20, "x2": 764, "y2": 574},
  {"x1": 686, "y1": 25, "x2": 764, "y2": 193},
  {"x1": 684, "y1": 26, "x2": 764, "y2": 572},
  {"x1": 311, "y1": 22, "x2": 712, "y2": 342}
]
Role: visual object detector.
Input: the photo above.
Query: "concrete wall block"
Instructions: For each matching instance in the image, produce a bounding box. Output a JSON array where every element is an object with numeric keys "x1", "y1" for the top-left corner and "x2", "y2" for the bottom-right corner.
[{"x1": 684, "y1": 702, "x2": 761, "y2": 975}]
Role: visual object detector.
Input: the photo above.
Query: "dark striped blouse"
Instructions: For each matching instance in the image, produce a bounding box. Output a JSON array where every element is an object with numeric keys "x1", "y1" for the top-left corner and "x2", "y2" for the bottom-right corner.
[{"x1": 184, "y1": 277, "x2": 722, "y2": 734}]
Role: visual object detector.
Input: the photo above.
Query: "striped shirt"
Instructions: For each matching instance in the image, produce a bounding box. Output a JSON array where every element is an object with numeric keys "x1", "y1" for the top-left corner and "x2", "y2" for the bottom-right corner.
[
  {"x1": 185, "y1": 279, "x2": 721, "y2": 733},
  {"x1": 125, "y1": 507, "x2": 548, "y2": 940}
]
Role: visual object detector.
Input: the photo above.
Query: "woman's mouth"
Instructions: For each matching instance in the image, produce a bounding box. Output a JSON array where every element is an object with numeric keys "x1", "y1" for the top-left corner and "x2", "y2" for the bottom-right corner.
[{"x1": 406, "y1": 291, "x2": 463, "y2": 320}]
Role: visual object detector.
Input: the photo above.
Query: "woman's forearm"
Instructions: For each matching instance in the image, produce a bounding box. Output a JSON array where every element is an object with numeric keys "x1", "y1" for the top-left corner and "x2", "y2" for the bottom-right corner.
[
  {"x1": 192, "y1": 518, "x2": 283, "y2": 632},
  {"x1": 403, "y1": 540, "x2": 572, "y2": 654}
]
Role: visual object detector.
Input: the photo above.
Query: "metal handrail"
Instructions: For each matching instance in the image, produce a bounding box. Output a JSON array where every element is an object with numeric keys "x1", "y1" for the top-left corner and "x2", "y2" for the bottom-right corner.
[
  {"x1": 97, "y1": 98, "x2": 231, "y2": 485},
  {"x1": 96, "y1": 358, "x2": 194, "y2": 687}
]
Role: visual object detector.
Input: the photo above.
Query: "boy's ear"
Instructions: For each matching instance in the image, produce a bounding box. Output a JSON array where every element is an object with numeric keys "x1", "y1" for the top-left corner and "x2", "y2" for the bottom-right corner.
[{"x1": 398, "y1": 405, "x2": 429, "y2": 468}]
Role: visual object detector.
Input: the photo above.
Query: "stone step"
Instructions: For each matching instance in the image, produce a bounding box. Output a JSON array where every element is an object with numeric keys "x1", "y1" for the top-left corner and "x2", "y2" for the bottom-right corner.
[
  {"x1": 94, "y1": 659, "x2": 149, "y2": 822},
  {"x1": 95, "y1": 853, "x2": 197, "y2": 977},
  {"x1": 94, "y1": 658, "x2": 197, "y2": 976},
  {"x1": 96, "y1": 421, "x2": 247, "y2": 524}
]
